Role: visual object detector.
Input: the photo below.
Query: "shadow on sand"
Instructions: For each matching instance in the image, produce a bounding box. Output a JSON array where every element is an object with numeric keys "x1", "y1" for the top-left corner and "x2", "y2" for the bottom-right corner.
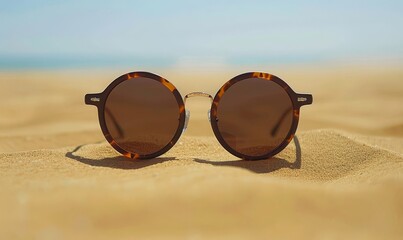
[
  {"x1": 65, "y1": 144, "x2": 174, "y2": 170},
  {"x1": 66, "y1": 136, "x2": 301, "y2": 173},
  {"x1": 194, "y1": 136, "x2": 301, "y2": 174}
]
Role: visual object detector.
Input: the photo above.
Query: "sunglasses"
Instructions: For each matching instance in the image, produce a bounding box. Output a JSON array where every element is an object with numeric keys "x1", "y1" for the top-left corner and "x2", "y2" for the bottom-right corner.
[{"x1": 85, "y1": 71, "x2": 312, "y2": 160}]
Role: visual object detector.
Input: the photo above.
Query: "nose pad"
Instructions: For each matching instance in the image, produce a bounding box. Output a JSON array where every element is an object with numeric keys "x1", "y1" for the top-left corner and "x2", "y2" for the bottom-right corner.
[
  {"x1": 182, "y1": 110, "x2": 190, "y2": 133},
  {"x1": 207, "y1": 109, "x2": 211, "y2": 122}
]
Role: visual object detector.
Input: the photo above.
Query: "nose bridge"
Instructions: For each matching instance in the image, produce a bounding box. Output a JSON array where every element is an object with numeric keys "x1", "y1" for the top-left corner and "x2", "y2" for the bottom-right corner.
[
  {"x1": 181, "y1": 92, "x2": 213, "y2": 134},
  {"x1": 184, "y1": 92, "x2": 213, "y2": 104}
]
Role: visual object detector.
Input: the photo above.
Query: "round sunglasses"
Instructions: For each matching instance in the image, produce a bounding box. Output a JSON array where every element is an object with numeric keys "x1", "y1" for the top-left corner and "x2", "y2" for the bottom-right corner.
[{"x1": 85, "y1": 71, "x2": 313, "y2": 160}]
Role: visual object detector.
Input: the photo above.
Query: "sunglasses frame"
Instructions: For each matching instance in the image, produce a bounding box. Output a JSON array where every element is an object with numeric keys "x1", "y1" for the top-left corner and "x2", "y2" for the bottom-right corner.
[
  {"x1": 210, "y1": 72, "x2": 312, "y2": 160},
  {"x1": 86, "y1": 71, "x2": 312, "y2": 160},
  {"x1": 85, "y1": 71, "x2": 186, "y2": 159}
]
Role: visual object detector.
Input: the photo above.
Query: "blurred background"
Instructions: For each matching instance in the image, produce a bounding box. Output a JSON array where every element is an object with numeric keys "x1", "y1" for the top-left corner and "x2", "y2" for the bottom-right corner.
[
  {"x1": 0, "y1": 0, "x2": 402, "y2": 150},
  {"x1": 1, "y1": 0, "x2": 402, "y2": 70}
]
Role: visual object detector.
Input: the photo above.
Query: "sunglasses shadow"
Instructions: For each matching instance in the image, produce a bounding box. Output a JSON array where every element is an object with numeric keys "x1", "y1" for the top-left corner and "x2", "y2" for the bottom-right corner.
[
  {"x1": 65, "y1": 144, "x2": 175, "y2": 170},
  {"x1": 194, "y1": 136, "x2": 301, "y2": 174}
]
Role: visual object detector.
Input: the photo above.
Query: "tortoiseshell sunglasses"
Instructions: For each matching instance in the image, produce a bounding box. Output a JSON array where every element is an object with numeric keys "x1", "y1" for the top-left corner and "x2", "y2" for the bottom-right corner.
[{"x1": 85, "y1": 71, "x2": 313, "y2": 160}]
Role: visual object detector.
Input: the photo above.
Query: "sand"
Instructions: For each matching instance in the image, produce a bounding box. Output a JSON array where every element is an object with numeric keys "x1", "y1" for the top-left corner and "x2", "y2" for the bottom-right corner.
[{"x1": 1, "y1": 63, "x2": 403, "y2": 239}]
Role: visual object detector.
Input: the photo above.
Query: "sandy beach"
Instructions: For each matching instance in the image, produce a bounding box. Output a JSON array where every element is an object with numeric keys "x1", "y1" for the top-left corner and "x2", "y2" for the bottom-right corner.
[{"x1": 1, "y1": 62, "x2": 403, "y2": 239}]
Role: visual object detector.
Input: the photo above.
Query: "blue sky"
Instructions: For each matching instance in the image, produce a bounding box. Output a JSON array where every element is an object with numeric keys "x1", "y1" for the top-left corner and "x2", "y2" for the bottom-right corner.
[{"x1": 0, "y1": 0, "x2": 402, "y2": 69}]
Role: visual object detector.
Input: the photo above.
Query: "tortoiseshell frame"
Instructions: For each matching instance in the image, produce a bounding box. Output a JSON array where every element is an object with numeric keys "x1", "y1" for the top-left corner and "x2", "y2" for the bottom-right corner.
[
  {"x1": 85, "y1": 71, "x2": 186, "y2": 159},
  {"x1": 210, "y1": 72, "x2": 313, "y2": 160}
]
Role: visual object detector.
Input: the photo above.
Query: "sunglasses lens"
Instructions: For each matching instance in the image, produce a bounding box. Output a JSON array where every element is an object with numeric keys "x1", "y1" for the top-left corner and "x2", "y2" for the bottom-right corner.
[
  {"x1": 216, "y1": 78, "x2": 294, "y2": 157},
  {"x1": 104, "y1": 77, "x2": 181, "y2": 156}
]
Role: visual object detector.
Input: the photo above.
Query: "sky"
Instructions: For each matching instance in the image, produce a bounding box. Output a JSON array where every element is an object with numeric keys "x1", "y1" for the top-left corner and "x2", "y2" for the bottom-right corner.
[{"x1": 0, "y1": 0, "x2": 402, "y2": 69}]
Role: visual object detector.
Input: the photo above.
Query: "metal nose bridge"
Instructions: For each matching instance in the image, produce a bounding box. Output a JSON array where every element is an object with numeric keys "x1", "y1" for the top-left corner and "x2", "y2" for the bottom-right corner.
[
  {"x1": 182, "y1": 92, "x2": 213, "y2": 134},
  {"x1": 183, "y1": 92, "x2": 213, "y2": 104}
]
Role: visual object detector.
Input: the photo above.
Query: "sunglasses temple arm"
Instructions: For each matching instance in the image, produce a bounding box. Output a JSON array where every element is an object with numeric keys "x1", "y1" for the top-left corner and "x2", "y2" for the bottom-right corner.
[
  {"x1": 270, "y1": 93, "x2": 313, "y2": 136},
  {"x1": 104, "y1": 108, "x2": 125, "y2": 138},
  {"x1": 270, "y1": 107, "x2": 293, "y2": 136},
  {"x1": 85, "y1": 93, "x2": 102, "y2": 106},
  {"x1": 85, "y1": 93, "x2": 125, "y2": 138},
  {"x1": 296, "y1": 93, "x2": 313, "y2": 107}
]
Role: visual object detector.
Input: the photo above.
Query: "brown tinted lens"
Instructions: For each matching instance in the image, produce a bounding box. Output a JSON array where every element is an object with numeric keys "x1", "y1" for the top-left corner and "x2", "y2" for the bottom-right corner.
[
  {"x1": 216, "y1": 78, "x2": 293, "y2": 157},
  {"x1": 104, "y1": 77, "x2": 180, "y2": 156}
]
